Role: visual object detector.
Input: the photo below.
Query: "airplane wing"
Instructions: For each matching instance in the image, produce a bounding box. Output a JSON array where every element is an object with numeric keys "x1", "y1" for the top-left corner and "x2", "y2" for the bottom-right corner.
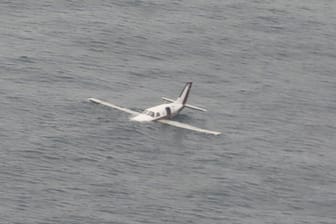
[
  {"x1": 88, "y1": 98, "x2": 140, "y2": 115},
  {"x1": 157, "y1": 119, "x2": 221, "y2": 136}
]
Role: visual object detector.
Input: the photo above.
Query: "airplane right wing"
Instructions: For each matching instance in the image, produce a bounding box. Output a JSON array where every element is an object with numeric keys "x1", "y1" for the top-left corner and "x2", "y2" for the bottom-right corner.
[{"x1": 157, "y1": 119, "x2": 221, "y2": 136}]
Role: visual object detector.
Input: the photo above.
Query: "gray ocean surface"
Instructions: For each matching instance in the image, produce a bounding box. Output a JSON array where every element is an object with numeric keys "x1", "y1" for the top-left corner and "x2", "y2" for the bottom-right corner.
[{"x1": 1, "y1": 0, "x2": 336, "y2": 223}]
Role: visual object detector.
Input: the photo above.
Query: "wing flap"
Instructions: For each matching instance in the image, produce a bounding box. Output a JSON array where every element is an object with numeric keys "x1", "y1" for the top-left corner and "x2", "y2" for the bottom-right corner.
[
  {"x1": 88, "y1": 98, "x2": 139, "y2": 115},
  {"x1": 157, "y1": 119, "x2": 221, "y2": 136}
]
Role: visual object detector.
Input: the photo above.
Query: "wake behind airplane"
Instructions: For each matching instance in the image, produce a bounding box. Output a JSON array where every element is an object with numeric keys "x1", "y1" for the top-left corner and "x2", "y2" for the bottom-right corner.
[{"x1": 88, "y1": 82, "x2": 221, "y2": 136}]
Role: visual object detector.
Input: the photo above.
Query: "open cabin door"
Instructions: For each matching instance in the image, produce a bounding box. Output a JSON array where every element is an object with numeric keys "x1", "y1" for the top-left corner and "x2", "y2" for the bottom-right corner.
[{"x1": 165, "y1": 107, "x2": 171, "y2": 118}]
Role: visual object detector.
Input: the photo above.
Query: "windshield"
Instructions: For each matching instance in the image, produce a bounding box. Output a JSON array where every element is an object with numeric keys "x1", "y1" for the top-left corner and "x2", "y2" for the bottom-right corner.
[{"x1": 143, "y1": 110, "x2": 155, "y2": 117}]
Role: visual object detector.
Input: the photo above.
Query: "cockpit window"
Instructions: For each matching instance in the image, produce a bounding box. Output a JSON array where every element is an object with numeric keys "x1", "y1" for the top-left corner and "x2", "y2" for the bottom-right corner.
[{"x1": 143, "y1": 110, "x2": 155, "y2": 117}]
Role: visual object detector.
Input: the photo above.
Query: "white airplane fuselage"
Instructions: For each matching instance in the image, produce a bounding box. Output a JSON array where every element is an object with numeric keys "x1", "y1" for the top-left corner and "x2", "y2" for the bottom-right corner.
[
  {"x1": 131, "y1": 82, "x2": 205, "y2": 122},
  {"x1": 131, "y1": 102, "x2": 184, "y2": 122}
]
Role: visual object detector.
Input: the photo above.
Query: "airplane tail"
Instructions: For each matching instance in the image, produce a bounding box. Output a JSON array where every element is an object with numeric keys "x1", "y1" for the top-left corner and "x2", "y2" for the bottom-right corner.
[
  {"x1": 161, "y1": 82, "x2": 207, "y2": 112},
  {"x1": 176, "y1": 82, "x2": 192, "y2": 105}
]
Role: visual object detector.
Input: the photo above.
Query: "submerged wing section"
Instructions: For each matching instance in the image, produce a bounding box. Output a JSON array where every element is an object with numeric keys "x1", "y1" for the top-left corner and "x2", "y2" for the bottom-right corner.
[
  {"x1": 157, "y1": 119, "x2": 221, "y2": 136},
  {"x1": 88, "y1": 98, "x2": 139, "y2": 115}
]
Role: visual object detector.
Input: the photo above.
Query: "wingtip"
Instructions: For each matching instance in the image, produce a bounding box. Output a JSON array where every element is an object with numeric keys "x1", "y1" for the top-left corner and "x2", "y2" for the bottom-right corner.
[{"x1": 88, "y1": 97, "x2": 101, "y2": 104}]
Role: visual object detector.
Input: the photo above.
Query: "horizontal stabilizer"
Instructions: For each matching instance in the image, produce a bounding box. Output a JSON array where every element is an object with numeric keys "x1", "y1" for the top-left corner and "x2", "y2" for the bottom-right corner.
[
  {"x1": 161, "y1": 97, "x2": 175, "y2": 102},
  {"x1": 184, "y1": 104, "x2": 207, "y2": 112}
]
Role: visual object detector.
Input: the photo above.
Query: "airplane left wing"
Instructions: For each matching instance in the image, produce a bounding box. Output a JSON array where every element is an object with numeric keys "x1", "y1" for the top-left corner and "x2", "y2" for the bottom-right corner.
[
  {"x1": 157, "y1": 119, "x2": 221, "y2": 136},
  {"x1": 88, "y1": 98, "x2": 140, "y2": 115}
]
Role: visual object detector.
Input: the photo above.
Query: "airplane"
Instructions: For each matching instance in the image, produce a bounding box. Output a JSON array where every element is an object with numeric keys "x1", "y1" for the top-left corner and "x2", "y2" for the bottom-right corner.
[{"x1": 88, "y1": 82, "x2": 221, "y2": 136}]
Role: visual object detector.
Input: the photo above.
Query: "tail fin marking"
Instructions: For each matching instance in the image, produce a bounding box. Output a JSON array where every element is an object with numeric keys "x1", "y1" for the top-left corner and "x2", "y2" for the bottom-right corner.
[{"x1": 176, "y1": 82, "x2": 192, "y2": 105}]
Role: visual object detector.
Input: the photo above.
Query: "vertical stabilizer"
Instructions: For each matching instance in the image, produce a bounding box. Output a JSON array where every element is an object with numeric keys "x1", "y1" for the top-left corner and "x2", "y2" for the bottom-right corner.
[{"x1": 176, "y1": 82, "x2": 192, "y2": 105}]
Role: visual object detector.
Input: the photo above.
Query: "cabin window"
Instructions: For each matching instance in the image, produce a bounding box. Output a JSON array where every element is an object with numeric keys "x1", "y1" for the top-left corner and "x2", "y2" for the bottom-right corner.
[{"x1": 156, "y1": 112, "x2": 160, "y2": 117}]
